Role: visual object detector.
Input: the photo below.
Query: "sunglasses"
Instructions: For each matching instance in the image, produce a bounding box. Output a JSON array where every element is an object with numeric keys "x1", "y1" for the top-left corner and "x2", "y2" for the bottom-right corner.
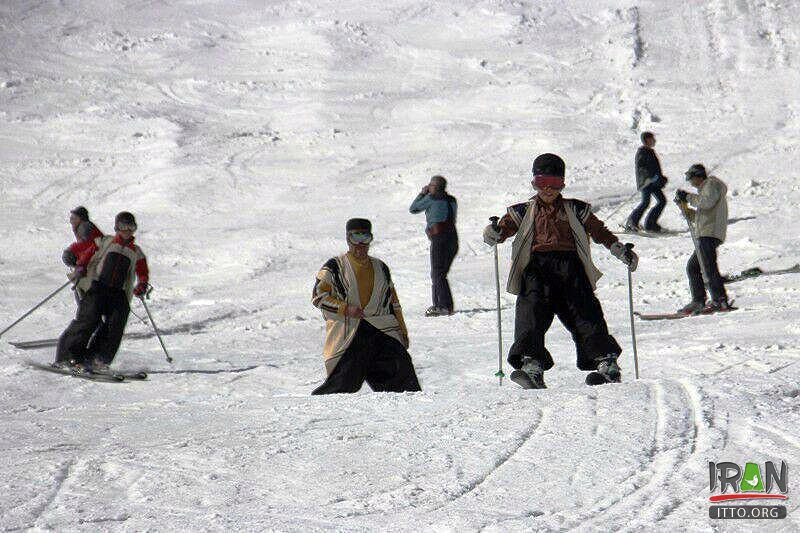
[
  {"x1": 348, "y1": 231, "x2": 373, "y2": 245},
  {"x1": 116, "y1": 223, "x2": 137, "y2": 232}
]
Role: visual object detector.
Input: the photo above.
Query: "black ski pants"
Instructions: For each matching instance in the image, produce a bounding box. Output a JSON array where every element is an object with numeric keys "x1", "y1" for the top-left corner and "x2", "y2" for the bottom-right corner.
[
  {"x1": 430, "y1": 232, "x2": 458, "y2": 311},
  {"x1": 312, "y1": 321, "x2": 422, "y2": 395},
  {"x1": 687, "y1": 236, "x2": 728, "y2": 304},
  {"x1": 629, "y1": 181, "x2": 666, "y2": 229},
  {"x1": 509, "y1": 252, "x2": 621, "y2": 371},
  {"x1": 56, "y1": 281, "x2": 130, "y2": 365}
]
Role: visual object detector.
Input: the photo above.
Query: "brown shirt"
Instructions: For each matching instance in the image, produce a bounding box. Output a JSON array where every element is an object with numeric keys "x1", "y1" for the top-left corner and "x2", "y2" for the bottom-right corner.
[{"x1": 497, "y1": 195, "x2": 618, "y2": 251}]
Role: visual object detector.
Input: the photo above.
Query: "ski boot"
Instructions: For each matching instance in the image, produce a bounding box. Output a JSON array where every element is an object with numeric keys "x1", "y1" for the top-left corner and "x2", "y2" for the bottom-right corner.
[
  {"x1": 676, "y1": 301, "x2": 705, "y2": 316},
  {"x1": 703, "y1": 299, "x2": 735, "y2": 314},
  {"x1": 425, "y1": 306, "x2": 453, "y2": 317},
  {"x1": 90, "y1": 358, "x2": 111, "y2": 374},
  {"x1": 510, "y1": 357, "x2": 547, "y2": 389},
  {"x1": 623, "y1": 218, "x2": 640, "y2": 232},
  {"x1": 586, "y1": 355, "x2": 621, "y2": 385}
]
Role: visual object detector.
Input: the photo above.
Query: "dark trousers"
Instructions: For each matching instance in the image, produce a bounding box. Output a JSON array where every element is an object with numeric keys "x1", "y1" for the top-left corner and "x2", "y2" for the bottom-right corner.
[
  {"x1": 430, "y1": 232, "x2": 458, "y2": 310},
  {"x1": 312, "y1": 321, "x2": 422, "y2": 395},
  {"x1": 687, "y1": 237, "x2": 728, "y2": 303},
  {"x1": 509, "y1": 252, "x2": 621, "y2": 371},
  {"x1": 629, "y1": 183, "x2": 666, "y2": 229},
  {"x1": 56, "y1": 281, "x2": 130, "y2": 365}
]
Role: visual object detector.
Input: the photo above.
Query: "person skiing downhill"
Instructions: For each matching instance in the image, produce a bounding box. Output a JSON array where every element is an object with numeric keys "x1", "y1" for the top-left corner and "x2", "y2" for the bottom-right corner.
[
  {"x1": 483, "y1": 153, "x2": 638, "y2": 388},
  {"x1": 62, "y1": 206, "x2": 104, "y2": 300},
  {"x1": 409, "y1": 175, "x2": 459, "y2": 316},
  {"x1": 626, "y1": 132, "x2": 668, "y2": 232},
  {"x1": 311, "y1": 218, "x2": 422, "y2": 394},
  {"x1": 675, "y1": 164, "x2": 731, "y2": 314},
  {"x1": 54, "y1": 212, "x2": 150, "y2": 372}
]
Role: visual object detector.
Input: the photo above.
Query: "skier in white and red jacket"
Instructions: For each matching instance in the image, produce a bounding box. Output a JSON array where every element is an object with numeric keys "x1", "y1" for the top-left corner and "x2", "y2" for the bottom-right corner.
[{"x1": 55, "y1": 212, "x2": 149, "y2": 371}]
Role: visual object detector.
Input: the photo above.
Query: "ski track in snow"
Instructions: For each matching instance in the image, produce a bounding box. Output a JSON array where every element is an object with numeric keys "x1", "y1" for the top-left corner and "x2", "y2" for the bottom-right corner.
[{"x1": 1, "y1": 0, "x2": 799, "y2": 531}]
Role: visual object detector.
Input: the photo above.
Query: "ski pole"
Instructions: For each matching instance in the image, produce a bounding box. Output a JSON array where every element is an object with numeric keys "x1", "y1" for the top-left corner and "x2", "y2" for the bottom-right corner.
[
  {"x1": 625, "y1": 244, "x2": 640, "y2": 379},
  {"x1": 489, "y1": 216, "x2": 505, "y2": 386},
  {"x1": 676, "y1": 199, "x2": 710, "y2": 287},
  {"x1": 138, "y1": 296, "x2": 173, "y2": 363},
  {"x1": 0, "y1": 280, "x2": 72, "y2": 338},
  {"x1": 604, "y1": 189, "x2": 641, "y2": 222},
  {"x1": 129, "y1": 308, "x2": 149, "y2": 327}
]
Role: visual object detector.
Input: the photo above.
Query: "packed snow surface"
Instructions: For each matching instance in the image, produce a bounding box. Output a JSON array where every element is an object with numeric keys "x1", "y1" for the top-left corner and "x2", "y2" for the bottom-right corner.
[{"x1": 1, "y1": 1, "x2": 799, "y2": 531}]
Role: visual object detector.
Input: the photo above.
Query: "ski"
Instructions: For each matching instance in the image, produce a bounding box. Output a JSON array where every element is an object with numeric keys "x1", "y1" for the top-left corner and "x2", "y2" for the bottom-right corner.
[
  {"x1": 635, "y1": 305, "x2": 737, "y2": 321},
  {"x1": 723, "y1": 263, "x2": 800, "y2": 284},
  {"x1": 9, "y1": 331, "x2": 141, "y2": 350},
  {"x1": 615, "y1": 225, "x2": 687, "y2": 238},
  {"x1": 27, "y1": 361, "x2": 126, "y2": 382},
  {"x1": 93, "y1": 369, "x2": 148, "y2": 380},
  {"x1": 10, "y1": 338, "x2": 60, "y2": 349}
]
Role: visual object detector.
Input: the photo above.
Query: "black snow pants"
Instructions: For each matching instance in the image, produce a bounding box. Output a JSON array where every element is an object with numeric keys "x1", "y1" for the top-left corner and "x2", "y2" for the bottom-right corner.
[
  {"x1": 687, "y1": 236, "x2": 728, "y2": 304},
  {"x1": 430, "y1": 232, "x2": 458, "y2": 311},
  {"x1": 312, "y1": 321, "x2": 422, "y2": 395},
  {"x1": 508, "y1": 251, "x2": 621, "y2": 371},
  {"x1": 56, "y1": 281, "x2": 130, "y2": 365},
  {"x1": 629, "y1": 181, "x2": 666, "y2": 230}
]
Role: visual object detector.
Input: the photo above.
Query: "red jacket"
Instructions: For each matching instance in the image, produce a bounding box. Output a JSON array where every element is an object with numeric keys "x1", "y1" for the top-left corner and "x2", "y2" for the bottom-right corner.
[{"x1": 68, "y1": 221, "x2": 104, "y2": 259}]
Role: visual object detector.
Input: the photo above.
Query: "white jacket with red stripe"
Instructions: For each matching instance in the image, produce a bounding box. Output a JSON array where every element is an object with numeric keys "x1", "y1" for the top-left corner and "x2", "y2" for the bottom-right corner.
[{"x1": 77, "y1": 235, "x2": 149, "y2": 301}]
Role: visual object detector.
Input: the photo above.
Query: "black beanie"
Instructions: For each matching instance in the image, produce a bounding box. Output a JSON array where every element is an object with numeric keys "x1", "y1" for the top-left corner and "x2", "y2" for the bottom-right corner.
[
  {"x1": 685, "y1": 164, "x2": 707, "y2": 180},
  {"x1": 346, "y1": 218, "x2": 371, "y2": 233},
  {"x1": 532, "y1": 153, "x2": 565, "y2": 177},
  {"x1": 70, "y1": 206, "x2": 89, "y2": 221},
  {"x1": 115, "y1": 211, "x2": 137, "y2": 230},
  {"x1": 640, "y1": 131, "x2": 654, "y2": 144}
]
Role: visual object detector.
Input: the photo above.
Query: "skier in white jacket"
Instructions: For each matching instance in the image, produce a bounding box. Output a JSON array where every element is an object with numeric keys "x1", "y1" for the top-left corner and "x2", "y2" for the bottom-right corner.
[{"x1": 675, "y1": 164, "x2": 731, "y2": 314}]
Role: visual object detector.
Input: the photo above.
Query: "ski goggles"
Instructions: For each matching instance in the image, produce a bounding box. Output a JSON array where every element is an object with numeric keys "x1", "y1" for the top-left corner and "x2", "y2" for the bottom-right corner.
[
  {"x1": 347, "y1": 231, "x2": 373, "y2": 245},
  {"x1": 115, "y1": 222, "x2": 137, "y2": 232},
  {"x1": 532, "y1": 175, "x2": 565, "y2": 190}
]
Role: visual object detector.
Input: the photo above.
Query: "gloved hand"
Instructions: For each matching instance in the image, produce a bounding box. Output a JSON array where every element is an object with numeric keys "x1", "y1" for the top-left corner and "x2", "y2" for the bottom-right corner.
[
  {"x1": 656, "y1": 175, "x2": 668, "y2": 188},
  {"x1": 62, "y1": 249, "x2": 77, "y2": 267},
  {"x1": 483, "y1": 224, "x2": 502, "y2": 246},
  {"x1": 133, "y1": 281, "x2": 150, "y2": 297},
  {"x1": 675, "y1": 189, "x2": 689, "y2": 203},
  {"x1": 73, "y1": 265, "x2": 87, "y2": 278},
  {"x1": 610, "y1": 242, "x2": 638, "y2": 272}
]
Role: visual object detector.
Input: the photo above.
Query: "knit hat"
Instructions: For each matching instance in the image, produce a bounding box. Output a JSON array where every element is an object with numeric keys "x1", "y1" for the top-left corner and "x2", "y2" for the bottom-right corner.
[
  {"x1": 345, "y1": 218, "x2": 371, "y2": 233},
  {"x1": 685, "y1": 164, "x2": 707, "y2": 180},
  {"x1": 532, "y1": 153, "x2": 566, "y2": 189},
  {"x1": 532, "y1": 153, "x2": 565, "y2": 178},
  {"x1": 115, "y1": 211, "x2": 137, "y2": 231},
  {"x1": 640, "y1": 131, "x2": 654, "y2": 144},
  {"x1": 70, "y1": 206, "x2": 89, "y2": 221}
]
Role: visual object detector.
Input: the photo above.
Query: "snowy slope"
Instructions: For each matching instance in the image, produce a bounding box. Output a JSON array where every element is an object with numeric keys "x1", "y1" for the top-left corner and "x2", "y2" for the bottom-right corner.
[{"x1": 1, "y1": 0, "x2": 799, "y2": 531}]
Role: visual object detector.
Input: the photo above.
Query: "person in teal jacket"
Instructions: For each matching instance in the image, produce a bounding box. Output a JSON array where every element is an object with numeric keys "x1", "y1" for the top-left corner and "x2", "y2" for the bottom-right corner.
[{"x1": 409, "y1": 175, "x2": 458, "y2": 316}]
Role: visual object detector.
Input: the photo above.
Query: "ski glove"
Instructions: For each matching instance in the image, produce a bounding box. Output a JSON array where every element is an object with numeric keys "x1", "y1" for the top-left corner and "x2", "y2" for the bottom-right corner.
[
  {"x1": 675, "y1": 189, "x2": 689, "y2": 203},
  {"x1": 73, "y1": 265, "x2": 87, "y2": 278},
  {"x1": 483, "y1": 224, "x2": 502, "y2": 246},
  {"x1": 610, "y1": 242, "x2": 638, "y2": 272},
  {"x1": 133, "y1": 282, "x2": 150, "y2": 297},
  {"x1": 62, "y1": 249, "x2": 77, "y2": 267}
]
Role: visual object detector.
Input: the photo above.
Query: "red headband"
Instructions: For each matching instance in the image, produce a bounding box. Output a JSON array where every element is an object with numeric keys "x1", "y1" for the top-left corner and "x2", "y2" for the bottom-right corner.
[{"x1": 532, "y1": 175, "x2": 565, "y2": 190}]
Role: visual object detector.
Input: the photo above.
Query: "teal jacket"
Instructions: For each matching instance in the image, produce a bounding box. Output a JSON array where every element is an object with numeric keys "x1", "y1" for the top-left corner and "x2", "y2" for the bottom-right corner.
[{"x1": 409, "y1": 193, "x2": 457, "y2": 230}]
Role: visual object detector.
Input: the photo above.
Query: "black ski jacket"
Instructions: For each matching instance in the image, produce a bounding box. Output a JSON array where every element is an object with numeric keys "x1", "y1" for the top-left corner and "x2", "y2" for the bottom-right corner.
[{"x1": 635, "y1": 146, "x2": 664, "y2": 190}]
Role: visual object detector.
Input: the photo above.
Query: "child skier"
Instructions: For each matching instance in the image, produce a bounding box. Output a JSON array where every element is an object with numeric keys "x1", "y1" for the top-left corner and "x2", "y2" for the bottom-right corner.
[
  {"x1": 311, "y1": 218, "x2": 422, "y2": 394},
  {"x1": 483, "y1": 153, "x2": 637, "y2": 388}
]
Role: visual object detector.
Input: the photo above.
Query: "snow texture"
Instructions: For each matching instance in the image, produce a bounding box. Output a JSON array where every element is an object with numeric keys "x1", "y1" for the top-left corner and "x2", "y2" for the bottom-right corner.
[{"x1": 1, "y1": 1, "x2": 799, "y2": 531}]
